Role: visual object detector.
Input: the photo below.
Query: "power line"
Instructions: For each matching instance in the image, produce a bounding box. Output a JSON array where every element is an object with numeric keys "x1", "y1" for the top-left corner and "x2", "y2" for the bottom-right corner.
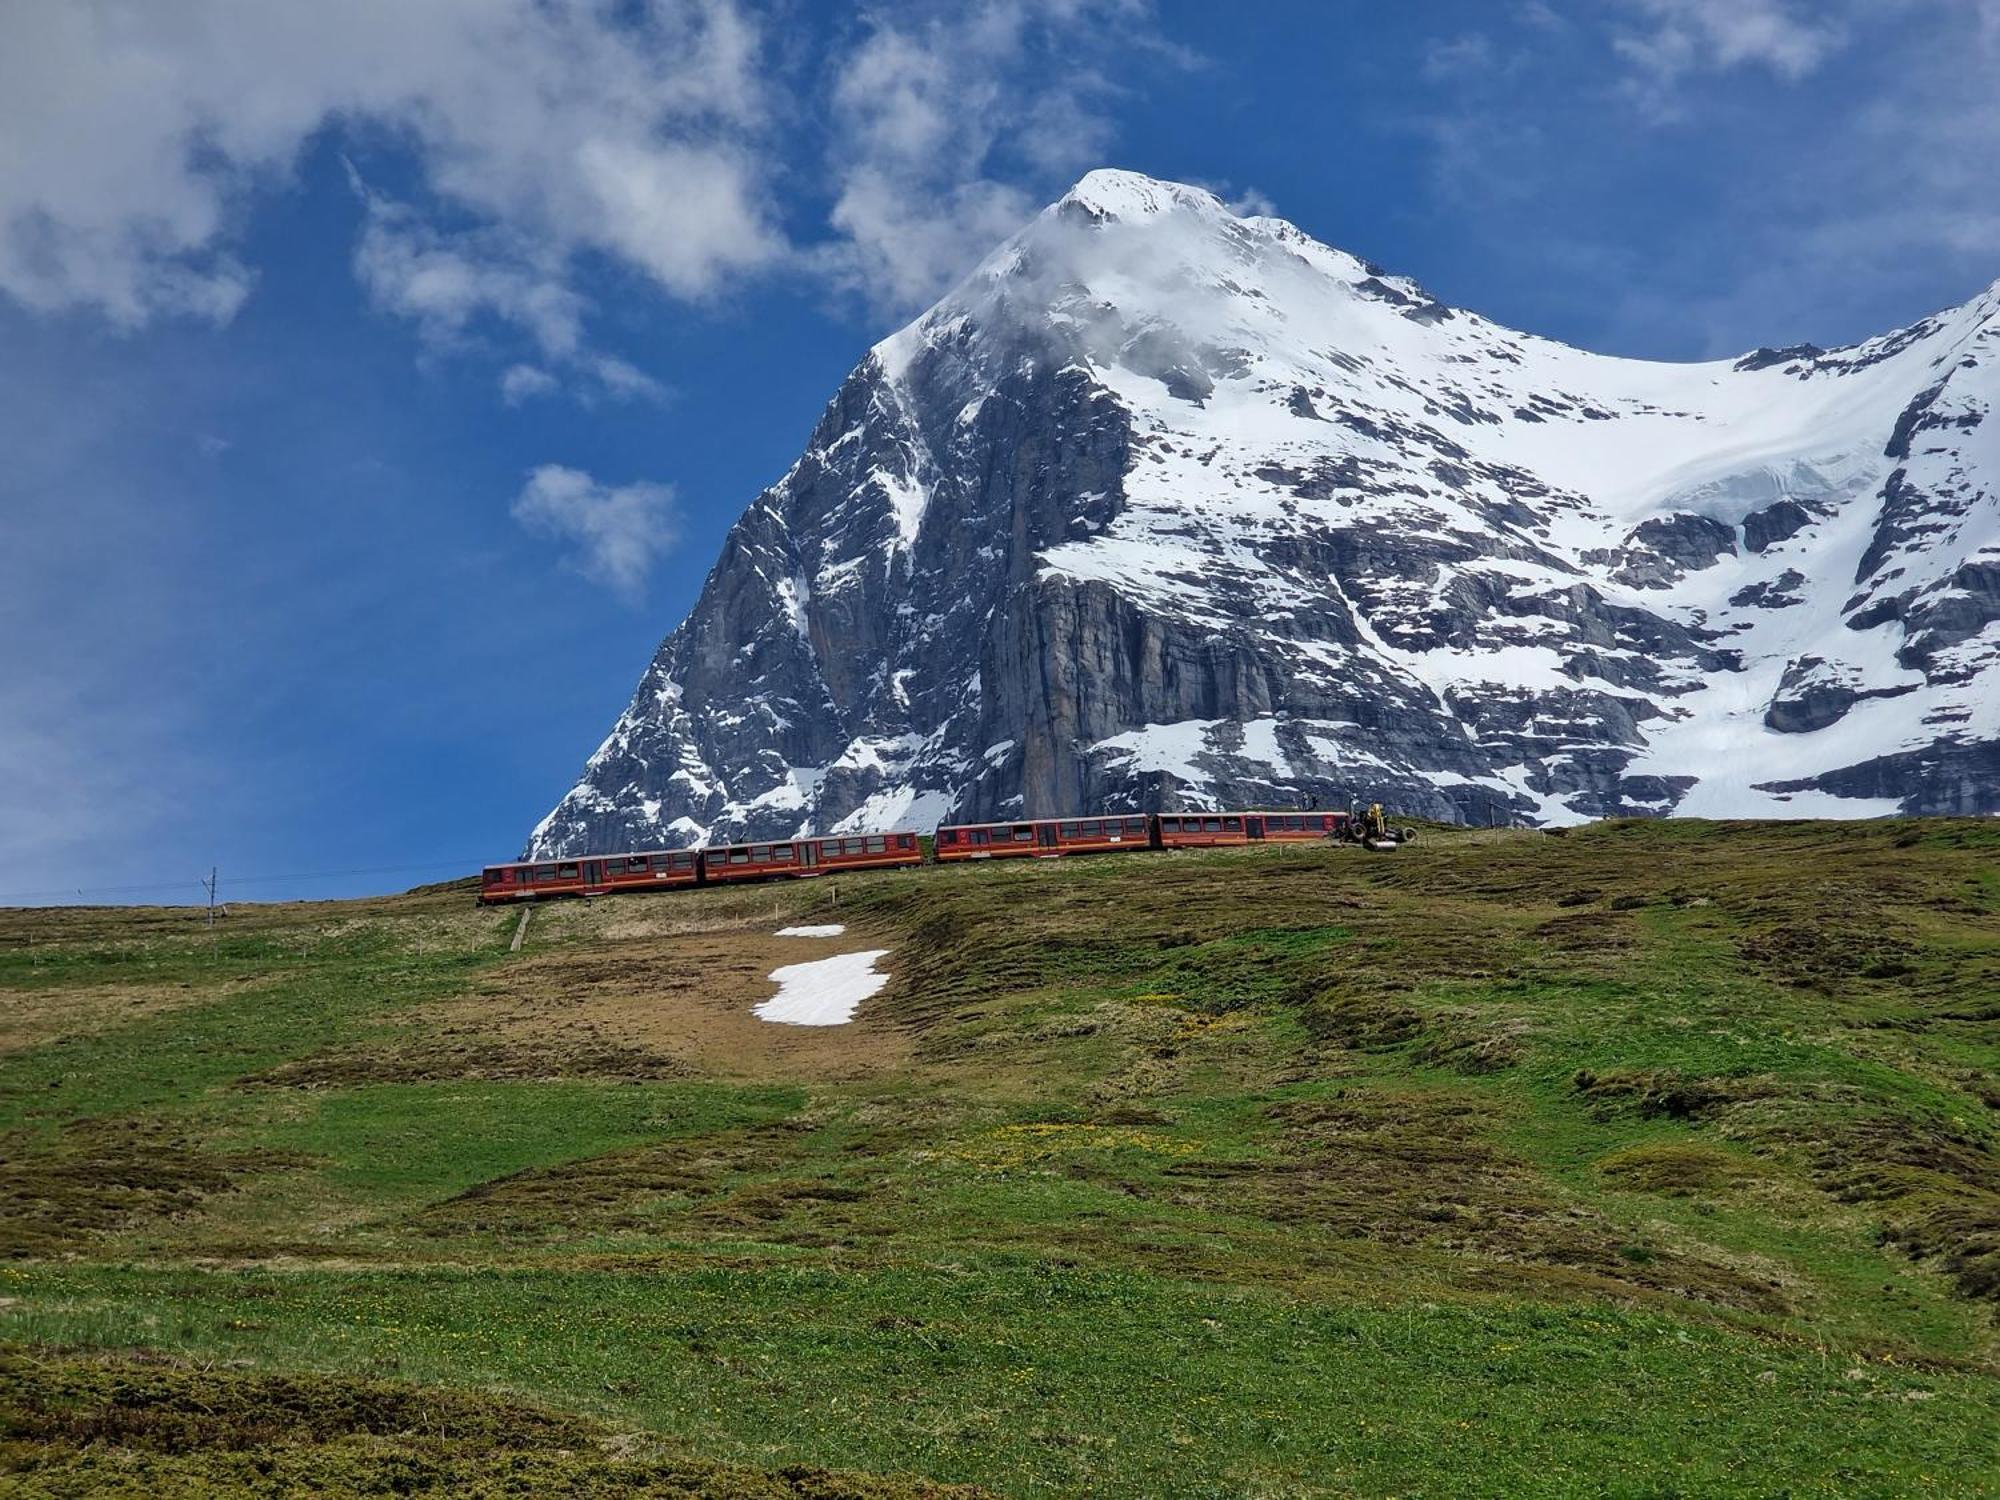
[{"x1": 0, "y1": 856, "x2": 489, "y2": 905}]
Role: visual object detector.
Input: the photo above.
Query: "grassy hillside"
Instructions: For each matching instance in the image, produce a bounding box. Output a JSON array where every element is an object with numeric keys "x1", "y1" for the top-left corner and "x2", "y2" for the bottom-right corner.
[{"x1": 1, "y1": 820, "x2": 1996, "y2": 1497}]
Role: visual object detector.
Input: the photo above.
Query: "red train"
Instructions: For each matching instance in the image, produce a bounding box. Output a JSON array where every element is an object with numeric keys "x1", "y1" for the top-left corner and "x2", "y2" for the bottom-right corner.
[
  {"x1": 701, "y1": 831, "x2": 922, "y2": 884},
  {"x1": 933, "y1": 810, "x2": 1347, "y2": 859},
  {"x1": 479, "y1": 811, "x2": 1361, "y2": 905},
  {"x1": 478, "y1": 831, "x2": 919, "y2": 904}
]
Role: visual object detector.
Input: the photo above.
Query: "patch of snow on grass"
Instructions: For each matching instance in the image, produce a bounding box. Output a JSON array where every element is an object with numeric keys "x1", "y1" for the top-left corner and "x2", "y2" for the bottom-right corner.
[
  {"x1": 756, "y1": 950, "x2": 890, "y2": 1027},
  {"x1": 776, "y1": 924, "x2": 846, "y2": 937}
]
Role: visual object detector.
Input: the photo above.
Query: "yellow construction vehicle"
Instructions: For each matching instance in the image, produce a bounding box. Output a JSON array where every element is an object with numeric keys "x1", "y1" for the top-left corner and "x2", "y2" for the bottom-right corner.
[{"x1": 1341, "y1": 802, "x2": 1416, "y2": 850}]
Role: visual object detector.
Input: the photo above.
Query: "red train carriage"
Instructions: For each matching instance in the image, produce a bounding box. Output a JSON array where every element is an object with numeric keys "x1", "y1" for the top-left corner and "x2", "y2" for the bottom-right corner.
[
  {"x1": 935, "y1": 814, "x2": 1152, "y2": 860},
  {"x1": 699, "y1": 831, "x2": 922, "y2": 884},
  {"x1": 478, "y1": 849, "x2": 700, "y2": 904},
  {"x1": 1155, "y1": 812, "x2": 1248, "y2": 848},
  {"x1": 1255, "y1": 811, "x2": 1350, "y2": 842},
  {"x1": 812, "y1": 830, "x2": 924, "y2": 873},
  {"x1": 1154, "y1": 811, "x2": 1348, "y2": 849}
]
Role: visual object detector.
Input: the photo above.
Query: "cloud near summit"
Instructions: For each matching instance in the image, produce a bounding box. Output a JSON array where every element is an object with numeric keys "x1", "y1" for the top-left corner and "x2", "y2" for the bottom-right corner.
[{"x1": 0, "y1": 0, "x2": 1168, "y2": 372}]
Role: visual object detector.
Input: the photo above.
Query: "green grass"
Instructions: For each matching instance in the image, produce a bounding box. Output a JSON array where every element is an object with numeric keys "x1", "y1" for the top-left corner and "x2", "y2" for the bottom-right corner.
[
  {"x1": 5, "y1": 1259, "x2": 1993, "y2": 1498},
  {"x1": 1, "y1": 820, "x2": 1996, "y2": 1497}
]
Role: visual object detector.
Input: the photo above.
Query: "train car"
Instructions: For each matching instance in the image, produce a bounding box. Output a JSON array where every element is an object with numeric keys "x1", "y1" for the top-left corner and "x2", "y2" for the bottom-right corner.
[
  {"x1": 478, "y1": 848, "x2": 700, "y2": 905},
  {"x1": 1255, "y1": 811, "x2": 1350, "y2": 842},
  {"x1": 935, "y1": 814, "x2": 1153, "y2": 860},
  {"x1": 699, "y1": 830, "x2": 922, "y2": 884},
  {"x1": 1153, "y1": 810, "x2": 1346, "y2": 849},
  {"x1": 812, "y1": 830, "x2": 924, "y2": 874},
  {"x1": 1154, "y1": 812, "x2": 1249, "y2": 848}
]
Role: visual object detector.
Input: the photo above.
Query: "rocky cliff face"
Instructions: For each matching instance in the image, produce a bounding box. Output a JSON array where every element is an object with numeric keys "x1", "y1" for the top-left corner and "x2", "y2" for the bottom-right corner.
[{"x1": 527, "y1": 171, "x2": 2000, "y2": 855}]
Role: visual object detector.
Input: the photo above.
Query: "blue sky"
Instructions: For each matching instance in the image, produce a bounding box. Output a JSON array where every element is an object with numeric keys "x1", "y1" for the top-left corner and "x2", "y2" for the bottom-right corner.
[{"x1": 3, "y1": 0, "x2": 1997, "y2": 904}]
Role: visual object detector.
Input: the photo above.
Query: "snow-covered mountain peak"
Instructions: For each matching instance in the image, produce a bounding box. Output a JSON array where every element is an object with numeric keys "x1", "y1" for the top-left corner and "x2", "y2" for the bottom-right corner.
[
  {"x1": 527, "y1": 172, "x2": 1999, "y2": 858},
  {"x1": 1053, "y1": 167, "x2": 1235, "y2": 224}
]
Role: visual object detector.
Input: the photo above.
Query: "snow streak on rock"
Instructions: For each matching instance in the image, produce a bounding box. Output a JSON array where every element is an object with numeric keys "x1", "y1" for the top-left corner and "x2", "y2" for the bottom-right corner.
[{"x1": 529, "y1": 170, "x2": 2000, "y2": 855}]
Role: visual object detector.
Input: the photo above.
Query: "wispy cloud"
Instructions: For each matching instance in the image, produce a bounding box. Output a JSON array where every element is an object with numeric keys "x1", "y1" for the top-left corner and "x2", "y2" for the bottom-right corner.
[
  {"x1": 1, "y1": 1, "x2": 1181, "y2": 392},
  {"x1": 1397, "y1": 0, "x2": 2000, "y2": 354},
  {"x1": 510, "y1": 465, "x2": 678, "y2": 602},
  {"x1": 822, "y1": 0, "x2": 1171, "y2": 314},
  {"x1": 1613, "y1": 0, "x2": 1846, "y2": 97},
  {"x1": 0, "y1": 1, "x2": 774, "y2": 390}
]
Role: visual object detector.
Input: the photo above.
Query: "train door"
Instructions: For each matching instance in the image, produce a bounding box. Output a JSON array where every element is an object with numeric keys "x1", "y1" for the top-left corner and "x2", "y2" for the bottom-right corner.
[
  {"x1": 1246, "y1": 817, "x2": 1265, "y2": 840},
  {"x1": 800, "y1": 840, "x2": 820, "y2": 871},
  {"x1": 1036, "y1": 823, "x2": 1057, "y2": 850},
  {"x1": 582, "y1": 859, "x2": 607, "y2": 893}
]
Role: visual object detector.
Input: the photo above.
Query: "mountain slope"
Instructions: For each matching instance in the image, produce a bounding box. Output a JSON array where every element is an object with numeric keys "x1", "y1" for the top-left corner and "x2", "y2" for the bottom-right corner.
[{"x1": 530, "y1": 170, "x2": 1999, "y2": 854}]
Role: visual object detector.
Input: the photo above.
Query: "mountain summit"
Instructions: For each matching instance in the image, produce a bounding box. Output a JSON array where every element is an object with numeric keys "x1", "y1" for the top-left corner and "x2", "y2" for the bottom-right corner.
[{"x1": 528, "y1": 170, "x2": 1999, "y2": 854}]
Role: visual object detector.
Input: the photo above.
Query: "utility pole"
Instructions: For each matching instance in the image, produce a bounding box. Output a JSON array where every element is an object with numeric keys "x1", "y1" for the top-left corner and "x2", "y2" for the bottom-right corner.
[{"x1": 203, "y1": 866, "x2": 218, "y2": 954}]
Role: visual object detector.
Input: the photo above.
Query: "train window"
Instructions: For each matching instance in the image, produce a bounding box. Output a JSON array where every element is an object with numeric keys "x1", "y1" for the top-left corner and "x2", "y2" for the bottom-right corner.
[
  {"x1": 557, "y1": 863, "x2": 579, "y2": 879},
  {"x1": 1059, "y1": 821, "x2": 1080, "y2": 836},
  {"x1": 773, "y1": 845, "x2": 793, "y2": 861},
  {"x1": 728, "y1": 850, "x2": 749, "y2": 864},
  {"x1": 1079, "y1": 820, "x2": 1100, "y2": 835},
  {"x1": 1223, "y1": 817, "x2": 1241, "y2": 831},
  {"x1": 1202, "y1": 818, "x2": 1221, "y2": 833},
  {"x1": 898, "y1": 834, "x2": 915, "y2": 848},
  {"x1": 1124, "y1": 816, "x2": 1147, "y2": 832},
  {"x1": 970, "y1": 829, "x2": 989, "y2": 844},
  {"x1": 1012, "y1": 826, "x2": 1032, "y2": 841},
  {"x1": 938, "y1": 829, "x2": 956, "y2": 844},
  {"x1": 867, "y1": 836, "x2": 886, "y2": 853}
]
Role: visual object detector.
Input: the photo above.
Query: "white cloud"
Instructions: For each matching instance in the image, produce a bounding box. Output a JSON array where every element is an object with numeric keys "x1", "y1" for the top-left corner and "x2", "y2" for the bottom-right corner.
[
  {"x1": 1403, "y1": 0, "x2": 2000, "y2": 355},
  {"x1": 511, "y1": 464, "x2": 677, "y2": 601},
  {"x1": 1, "y1": 0, "x2": 1180, "y2": 386},
  {"x1": 1223, "y1": 186, "x2": 1279, "y2": 219},
  {"x1": 500, "y1": 364, "x2": 560, "y2": 404},
  {"x1": 1423, "y1": 33, "x2": 1506, "y2": 83},
  {"x1": 823, "y1": 0, "x2": 1163, "y2": 314},
  {"x1": 585, "y1": 355, "x2": 669, "y2": 404},
  {"x1": 0, "y1": 0, "x2": 778, "y2": 355},
  {"x1": 351, "y1": 191, "x2": 587, "y2": 359},
  {"x1": 1614, "y1": 0, "x2": 1845, "y2": 85},
  {"x1": 830, "y1": 170, "x2": 1038, "y2": 314}
]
